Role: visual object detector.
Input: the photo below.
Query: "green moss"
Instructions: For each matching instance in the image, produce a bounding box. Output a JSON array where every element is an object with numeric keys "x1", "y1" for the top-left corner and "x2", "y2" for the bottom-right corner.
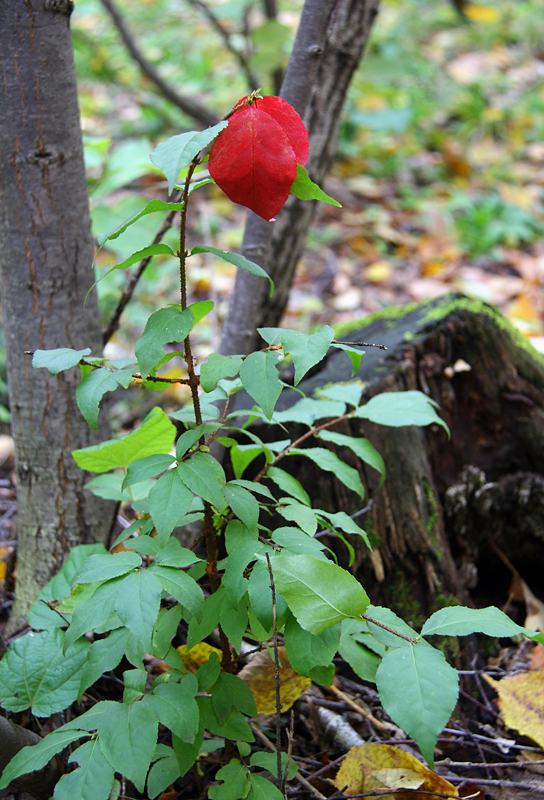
[
  {"x1": 389, "y1": 570, "x2": 423, "y2": 625},
  {"x1": 334, "y1": 301, "x2": 419, "y2": 338},
  {"x1": 423, "y1": 479, "x2": 441, "y2": 559}
]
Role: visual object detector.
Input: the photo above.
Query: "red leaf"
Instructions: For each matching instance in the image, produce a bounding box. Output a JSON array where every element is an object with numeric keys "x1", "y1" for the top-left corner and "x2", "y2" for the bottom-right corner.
[{"x1": 209, "y1": 95, "x2": 309, "y2": 221}]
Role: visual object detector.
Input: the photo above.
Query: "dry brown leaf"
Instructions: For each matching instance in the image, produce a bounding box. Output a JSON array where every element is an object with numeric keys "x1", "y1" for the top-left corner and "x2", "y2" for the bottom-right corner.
[
  {"x1": 333, "y1": 743, "x2": 458, "y2": 799},
  {"x1": 237, "y1": 647, "x2": 310, "y2": 714},
  {"x1": 485, "y1": 672, "x2": 544, "y2": 749}
]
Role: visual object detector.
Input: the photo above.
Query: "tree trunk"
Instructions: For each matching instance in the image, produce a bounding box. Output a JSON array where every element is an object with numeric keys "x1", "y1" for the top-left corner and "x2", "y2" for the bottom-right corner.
[
  {"x1": 219, "y1": 0, "x2": 380, "y2": 356},
  {"x1": 0, "y1": 0, "x2": 115, "y2": 633},
  {"x1": 277, "y1": 294, "x2": 544, "y2": 620}
]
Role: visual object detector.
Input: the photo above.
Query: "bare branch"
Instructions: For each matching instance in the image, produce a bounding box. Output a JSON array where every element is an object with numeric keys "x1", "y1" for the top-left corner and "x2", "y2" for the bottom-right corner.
[
  {"x1": 99, "y1": 0, "x2": 218, "y2": 127},
  {"x1": 185, "y1": 0, "x2": 260, "y2": 91}
]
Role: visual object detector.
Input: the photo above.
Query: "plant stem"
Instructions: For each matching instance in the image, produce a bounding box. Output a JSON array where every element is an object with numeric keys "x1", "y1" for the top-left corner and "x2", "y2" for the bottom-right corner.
[
  {"x1": 266, "y1": 552, "x2": 283, "y2": 785},
  {"x1": 360, "y1": 613, "x2": 419, "y2": 644}
]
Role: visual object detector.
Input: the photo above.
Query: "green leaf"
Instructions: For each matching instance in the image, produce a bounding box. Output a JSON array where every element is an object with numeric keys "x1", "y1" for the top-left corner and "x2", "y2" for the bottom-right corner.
[
  {"x1": 155, "y1": 539, "x2": 202, "y2": 569},
  {"x1": 53, "y1": 739, "x2": 114, "y2": 800},
  {"x1": 290, "y1": 447, "x2": 365, "y2": 499},
  {"x1": 248, "y1": 772, "x2": 284, "y2": 800},
  {"x1": 151, "y1": 606, "x2": 183, "y2": 660},
  {"x1": 277, "y1": 501, "x2": 317, "y2": 535},
  {"x1": 307, "y1": 663, "x2": 335, "y2": 686},
  {"x1": 186, "y1": 589, "x2": 224, "y2": 650},
  {"x1": 230, "y1": 445, "x2": 265, "y2": 481},
  {"x1": 421, "y1": 605, "x2": 544, "y2": 644},
  {"x1": 290, "y1": 165, "x2": 342, "y2": 207},
  {"x1": 97, "y1": 198, "x2": 185, "y2": 246},
  {"x1": 27, "y1": 543, "x2": 108, "y2": 630},
  {"x1": 144, "y1": 676, "x2": 199, "y2": 743},
  {"x1": 150, "y1": 123, "x2": 228, "y2": 193},
  {"x1": 266, "y1": 466, "x2": 310, "y2": 506},
  {"x1": 224, "y1": 483, "x2": 260, "y2": 532},
  {"x1": 201, "y1": 353, "x2": 244, "y2": 393},
  {"x1": 123, "y1": 668, "x2": 147, "y2": 703},
  {"x1": 73, "y1": 407, "x2": 176, "y2": 473},
  {"x1": 177, "y1": 452, "x2": 227, "y2": 511},
  {"x1": 318, "y1": 430, "x2": 385, "y2": 485},
  {"x1": 220, "y1": 594, "x2": 249, "y2": 653},
  {"x1": 223, "y1": 521, "x2": 257, "y2": 607},
  {"x1": 338, "y1": 622, "x2": 380, "y2": 684},
  {"x1": 135, "y1": 307, "x2": 194, "y2": 378},
  {"x1": 320, "y1": 382, "x2": 364, "y2": 407},
  {"x1": 249, "y1": 752, "x2": 298, "y2": 781},
  {"x1": 79, "y1": 628, "x2": 128, "y2": 697},
  {"x1": 147, "y1": 746, "x2": 180, "y2": 800},
  {"x1": 271, "y1": 528, "x2": 328, "y2": 561},
  {"x1": 209, "y1": 759, "x2": 251, "y2": 800},
  {"x1": 149, "y1": 565, "x2": 204, "y2": 618},
  {"x1": 114, "y1": 570, "x2": 162, "y2": 652},
  {"x1": 64, "y1": 578, "x2": 124, "y2": 649},
  {"x1": 97, "y1": 701, "x2": 158, "y2": 792},
  {"x1": 176, "y1": 422, "x2": 220, "y2": 459},
  {"x1": 0, "y1": 628, "x2": 89, "y2": 716},
  {"x1": 211, "y1": 673, "x2": 258, "y2": 724},
  {"x1": 148, "y1": 469, "x2": 194, "y2": 538},
  {"x1": 284, "y1": 614, "x2": 341, "y2": 676},
  {"x1": 123, "y1": 453, "x2": 176, "y2": 490},
  {"x1": 172, "y1": 724, "x2": 205, "y2": 777},
  {"x1": 72, "y1": 552, "x2": 141, "y2": 585},
  {"x1": 376, "y1": 644, "x2": 459, "y2": 766},
  {"x1": 197, "y1": 696, "x2": 254, "y2": 742},
  {"x1": 248, "y1": 559, "x2": 287, "y2": 632},
  {"x1": 191, "y1": 246, "x2": 274, "y2": 295},
  {"x1": 317, "y1": 509, "x2": 371, "y2": 551},
  {"x1": 273, "y1": 397, "x2": 346, "y2": 426},
  {"x1": 96, "y1": 244, "x2": 176, "y2": 289},
  {"x1": 0, "y1": 730, "x2": 90, "y2": 791},
  {"x1": 33, "y1": 347, "x2": 91, "y2": 375},
  {"x1": 268, "y1": 553, "x2": 369, "y2": 635},
  {"x1": 280, "y1": 326, "x2": 334, "y2": 385},
  {"x1": 197, "y1": 652, "x2": 221, "y2": 691},
  {"x1": 240, "y1": 351, "x2": 282, "y2": 420},
  {"x1": 352, "y1": 391, "x2": 449, "y2": 435},
  {"x1": 76, "y1": 367, "x2": 128, "y2": 430},
  {"x1": 188, "y1": 299, "x2": 214, "y2": 325},
  {"x1": 330, "y1": 343, "x2": 364, "y2": 376}
]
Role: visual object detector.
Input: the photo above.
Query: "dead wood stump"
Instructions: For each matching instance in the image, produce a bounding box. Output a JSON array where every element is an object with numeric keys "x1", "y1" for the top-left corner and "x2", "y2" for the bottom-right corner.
[{"x1": 275, "y1": 293, "x2": 544, "y2": 620}]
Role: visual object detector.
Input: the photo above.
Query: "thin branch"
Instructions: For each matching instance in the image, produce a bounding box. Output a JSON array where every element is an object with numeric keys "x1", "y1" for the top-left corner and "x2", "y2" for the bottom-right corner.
[
  {"x1": 99, "y1": 0, "x2": 218, "y2": 127},
  {"x1": 333, "y1": 340, "x2": 388, "y2": 350},
  {"x1": 360, "y1": 612, "x2": 419, "y2": 644},
  {"x1": 185, "y1": 0, "x2": 259, "y2": 91}
]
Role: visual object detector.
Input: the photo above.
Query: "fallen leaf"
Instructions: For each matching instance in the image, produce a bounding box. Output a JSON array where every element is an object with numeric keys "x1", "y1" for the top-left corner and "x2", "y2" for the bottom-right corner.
[
  {"x1": 177, "y1": 642, "x2": 222, "y2": 672},
  {"x1": 484, "y1": 672, "x2": 544, "y2": 749},
  {"x1": 237, "y1": 647, "x2": 310, "y2": 714},
  {"x1": 333, "y1": 743, "x2": 458, "y2": 799},
  {"x1": 464, "y1": 4, "x2": 499, "y2": 22}
]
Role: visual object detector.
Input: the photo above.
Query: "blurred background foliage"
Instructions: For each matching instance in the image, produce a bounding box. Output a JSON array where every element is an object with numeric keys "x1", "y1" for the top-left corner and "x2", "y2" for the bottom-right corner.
[{"x1": 6, "y1": 0, "x2": 544, "y2": 424}]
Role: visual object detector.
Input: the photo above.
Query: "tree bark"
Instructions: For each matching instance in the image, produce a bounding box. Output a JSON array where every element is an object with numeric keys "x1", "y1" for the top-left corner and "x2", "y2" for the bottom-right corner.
[
  {"x1": 0, "y1": 0, "x2": 115, "y2": 632},
  {"x1": 219, "y1": 0, "x2": 380, "y2": 356},
  {"x1": 0, "y1": 717, "x2": 60, "y2": 800},
  {"x1": 274, "y1": 294, "x2": 544, "y2": 620}
]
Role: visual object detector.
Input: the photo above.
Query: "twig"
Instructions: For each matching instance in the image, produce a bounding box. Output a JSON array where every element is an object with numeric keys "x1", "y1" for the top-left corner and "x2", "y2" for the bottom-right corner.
[
  {"x1": 99, "y1": 0, "x2": 218, "y2": 126},
  {"x1": 266, "y1": 551, "x2": 284, "y2": 786},
  {"x1": 250, "y1": 723, "x2": 328, "y2": 800},
  {"x1": 185, "y1": 0, "x2": 259, "y2": 91},
  {"x1": 326, "y1": 684, "x2": 396, "y2": 733},
  {"x1": 103, "y1": 193, "x2": 183, "y2": 345},
  {"x1": 282, "y1": 710, "x2": 295, "y2": 791},
  {"x1": 360, "y1": 613, "x2": 419, "y2": 645},
  {"x1": 333, "y1": 340, "x2": 388, "y2": 350}
]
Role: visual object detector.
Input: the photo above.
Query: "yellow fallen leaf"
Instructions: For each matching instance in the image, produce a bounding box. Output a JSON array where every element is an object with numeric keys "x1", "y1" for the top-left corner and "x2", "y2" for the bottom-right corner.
[
  {"x1": 485, "y1": 672, "x2": 544, "y2": 749},
  {"x1": 364, "y1": 261, "x2": 393, "y2": 283},
  {"x1": 464, "y1": 4, "x2": 499, "y2": 22},
  {"x1": 333, "y1": 743, "x2": 458, "y2": 799},
  {"x1": 237, "y1": 647, "x2": 310, "y2": 714},
  {"x1": 176, "y1": 642, "x2": 222, "y2": 672}
]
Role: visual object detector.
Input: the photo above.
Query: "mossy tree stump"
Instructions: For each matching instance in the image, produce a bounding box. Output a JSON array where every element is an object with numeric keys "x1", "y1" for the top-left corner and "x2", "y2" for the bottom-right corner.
[{"x1": 276, "y1": 293, "x2": 544, "y2": 620}]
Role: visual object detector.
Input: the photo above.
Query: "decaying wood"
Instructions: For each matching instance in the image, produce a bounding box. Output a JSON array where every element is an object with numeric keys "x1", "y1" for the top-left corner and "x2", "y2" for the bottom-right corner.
[{"x1": 277, "y1": 293, "x2": 544, "y2": 618}]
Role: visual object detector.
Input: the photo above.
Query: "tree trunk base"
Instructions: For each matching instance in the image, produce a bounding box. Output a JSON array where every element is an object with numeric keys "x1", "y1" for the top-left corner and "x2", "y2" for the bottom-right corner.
[{"x1": 280, "y1": 293, "x2": 544, "y2": 621}]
